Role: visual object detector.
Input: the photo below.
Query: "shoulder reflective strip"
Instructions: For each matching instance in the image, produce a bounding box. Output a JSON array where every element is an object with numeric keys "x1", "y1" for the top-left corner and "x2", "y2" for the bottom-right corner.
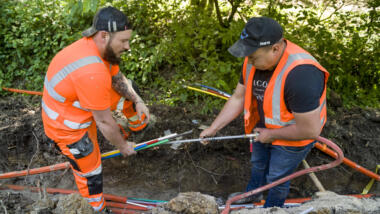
[
  {"x1": 86, "y1": 196, "x2": 104, "y2": 203},
  {"x1": 108, "y1": 21, "x2": 111, "y2": 32},
  {"x1": 92, "y1": 198, "x2": 105, "y2": 212},
  {"x1": 268, "y1": 53, "x2": 318, "y2": 126},
  {"x1": 109, "y1": 64, "x2": 112, "y2": 71},
  {"x1": 320, "y1": 99, "x2": 326, "y2": 125},
  {"x1": 41, "y1": 100, "x2": 59, "y2": 120},
  {"x1": 45, "y1": 56, "x2": 103, "y2": 103},
  {"x1": 116, "y1": 97, "x2": 126, "y2": 110},
  {"x1": 74, "y1": 164, "x2": 102, "y2": 178},
  {"x1": 245, "y1": 64, "x2": 253, "y2": 86},
  {"x1": 69, "y1": 148, "x2": 80, "y2": 155},
  {"x1": 320, "y1": 99, "x2": 326, "y2": 112},
  {"x1": 64, "y1": 120, "x2": 92, "y2": 130},
  {"x1": 72, "y1": 101, "x2": 89, "y2": 111},
  {"x1": 44, "y1": 75, "x2": 65, "y2": 103},
  {"x1": 127, "y1": 114, "x2": 139, "y2": 122},
  {"x1": 113, "y1": 21, "x2": 117, "y2": 32},
  {"x1": 321, "y1": 116, "x2": 325, "y2": 125}
]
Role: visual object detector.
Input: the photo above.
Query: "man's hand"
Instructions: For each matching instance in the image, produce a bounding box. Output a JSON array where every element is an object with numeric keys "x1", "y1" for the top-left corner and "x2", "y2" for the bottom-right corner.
[
  {"x1": 199, "y1": 127, "x2": 217, "y2": 145},
  {"x1": 119, "y1": 141, "x2": 137, "y2": 156},
  {"x1": 253, "y1": 128, "x2": 274, "y2": 143},
  {"x1": 135, "y1": 101, "x2": 150, "y2": 124}
]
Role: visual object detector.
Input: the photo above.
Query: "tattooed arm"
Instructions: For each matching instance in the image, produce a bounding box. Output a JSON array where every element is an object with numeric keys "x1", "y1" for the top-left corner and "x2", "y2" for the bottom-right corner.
[
  {"x1": 112, "y1": 71, "x2": 150, "y2": 123},
  {"x1": 112, "y1": 71, "x2": 142, "y2": 102}
]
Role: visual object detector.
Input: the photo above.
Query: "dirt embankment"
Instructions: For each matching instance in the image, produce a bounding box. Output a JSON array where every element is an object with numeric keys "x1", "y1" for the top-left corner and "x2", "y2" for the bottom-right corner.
[{"x1": 0, "y1": 95, "x2": 379, "y2": 213}]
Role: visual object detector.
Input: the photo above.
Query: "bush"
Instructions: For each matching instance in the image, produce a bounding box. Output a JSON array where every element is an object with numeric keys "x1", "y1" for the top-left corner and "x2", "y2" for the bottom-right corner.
[
  {"x1": 1, "y1": 0, "x2": 378, "y2": 109},
  {"x1": 0, "y1": 0, "x2": 92, "y2": 91}
]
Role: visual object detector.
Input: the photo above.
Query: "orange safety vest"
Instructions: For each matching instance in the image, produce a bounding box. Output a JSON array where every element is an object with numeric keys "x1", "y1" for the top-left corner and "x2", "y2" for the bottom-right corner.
[
  {"x1": 42, "y1": 37, "x2": 127, "y2": 143},
  {"x1": 243, "y1": 40, "x2": 329, "y2": 147}
]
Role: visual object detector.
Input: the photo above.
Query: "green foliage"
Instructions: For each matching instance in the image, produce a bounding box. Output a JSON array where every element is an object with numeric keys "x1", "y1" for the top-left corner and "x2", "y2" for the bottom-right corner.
[
  {"x1": 1, "y1": 0, "x2": 378, "y2": 110},
  {"x1": 0, "y1": 0, "x2": 92, "y2": 91},
  {"x1": 262, "y1": 0, "x2": 379, "y2": 107},
  {"x1": 112, "y1": 0, "x2": 245, "y2": 112}
]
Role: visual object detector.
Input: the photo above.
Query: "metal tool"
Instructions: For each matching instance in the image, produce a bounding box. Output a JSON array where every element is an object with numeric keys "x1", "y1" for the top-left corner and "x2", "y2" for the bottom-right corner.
[{"x1": 168, "y1": 133, "x2": 258, "y2": 144}]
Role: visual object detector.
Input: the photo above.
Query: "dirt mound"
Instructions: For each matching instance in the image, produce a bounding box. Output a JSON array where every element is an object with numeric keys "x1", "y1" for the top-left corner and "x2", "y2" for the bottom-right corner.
[{"x1": 0, "y1": 95, "x2": 379, "y2": 213}]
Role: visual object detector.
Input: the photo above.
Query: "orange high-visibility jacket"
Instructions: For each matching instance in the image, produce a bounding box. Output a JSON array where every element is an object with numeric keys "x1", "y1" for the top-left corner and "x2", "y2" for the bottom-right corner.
[
  {"x1": 42, "y1": 37, "x2": 121, "y2": 144},
  {"x1": 242, "y1": 40, "x2": 329, "y2": 147}
]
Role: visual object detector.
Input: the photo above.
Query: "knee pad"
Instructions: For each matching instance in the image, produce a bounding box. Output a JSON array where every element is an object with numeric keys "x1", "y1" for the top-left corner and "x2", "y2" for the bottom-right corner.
[{"x1": 67, "y1": 132, "x2": 94, "y2": 159}]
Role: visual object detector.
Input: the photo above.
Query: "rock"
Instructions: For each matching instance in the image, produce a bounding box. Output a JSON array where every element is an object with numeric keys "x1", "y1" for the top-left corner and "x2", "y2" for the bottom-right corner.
[
  {"x1": 230, "y1": 191, "x2": 380, "y2": 214},
  {"x1": 30, "y1": 196, "x2": 56, "y2": 214},
  {"x1": 156, "y1": 192, "x2": 219, "y2": 214},
  {"x1": 53, "y1": 193, "x2": 94, "y2": 214}
]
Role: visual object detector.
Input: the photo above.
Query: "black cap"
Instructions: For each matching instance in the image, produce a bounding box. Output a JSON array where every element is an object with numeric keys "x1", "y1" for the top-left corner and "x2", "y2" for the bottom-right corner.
[
  {"x1": 82, "y1": 6, "x2": 131, "y2": 37},
  {"x1": 228, "y1": 17, "x2": 283, "y2": 57}
]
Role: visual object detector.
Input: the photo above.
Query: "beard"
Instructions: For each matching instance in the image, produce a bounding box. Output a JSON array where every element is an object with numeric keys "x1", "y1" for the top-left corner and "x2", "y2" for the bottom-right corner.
[{"x1": 104, "y1": 41, "x2": 121, "y2": 65}]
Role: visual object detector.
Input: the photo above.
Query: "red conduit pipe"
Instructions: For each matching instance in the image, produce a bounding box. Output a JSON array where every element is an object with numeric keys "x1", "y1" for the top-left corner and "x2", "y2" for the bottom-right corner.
[
  {"x1": 106, "y1": 201, "x2": 148, "y2": 211},
  {"x1": 0, "y1": 184, "x2": 148, "y2": 212},
  {"x1": 0, "y1": 162, "x2": 70, "y2": 179},
  {"x1": 0, "y1": 184, "x2": 157, "y2": 208},
  {"x1": 0, "y1": 184, "x2": 130, "y2": 205},
  {"x1": 252, "y1": 193, "x2": 375, "y2": 206},
  {"x1": 2, "y1": 87, "x2": 43, "y2": 96},
  {"x1": 315, "y1": 142, "x2": 380, "y2": 181},
  {"x1": 222, "y1": 136, "x2": 344, "y2": 214}
]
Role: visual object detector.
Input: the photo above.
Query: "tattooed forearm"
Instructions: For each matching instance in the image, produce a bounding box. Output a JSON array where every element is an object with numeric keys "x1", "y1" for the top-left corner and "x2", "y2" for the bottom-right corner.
[{"x1": 112, "y1": 72, "x2": 142, "y2": 103}]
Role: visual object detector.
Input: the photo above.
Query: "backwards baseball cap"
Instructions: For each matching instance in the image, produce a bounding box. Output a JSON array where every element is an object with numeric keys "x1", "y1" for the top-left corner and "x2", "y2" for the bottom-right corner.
[
  {"x1": 82, "y1": 6, "x2": 131, "y2": 37},
  {"x1": 228, "y1": 17, "x2": 283, "y2": 57}
]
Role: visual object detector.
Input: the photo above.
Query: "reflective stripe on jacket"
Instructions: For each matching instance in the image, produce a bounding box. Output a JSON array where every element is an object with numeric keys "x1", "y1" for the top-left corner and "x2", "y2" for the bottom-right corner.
[
  {"x1": 243, "y1": 40, "x2": 329, "y2": 147},
  {"x1": 42, "y1": 56, "x2": 103, "y2": 130},
  {"x1": 41, "y1": 37, "x2": 120, "y2": 143}
]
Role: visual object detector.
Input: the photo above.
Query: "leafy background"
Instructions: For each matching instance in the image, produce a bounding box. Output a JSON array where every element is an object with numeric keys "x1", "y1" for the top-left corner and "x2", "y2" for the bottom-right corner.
[{"x1": 0, "y1": 0, "x2": 379, "y2": 111}]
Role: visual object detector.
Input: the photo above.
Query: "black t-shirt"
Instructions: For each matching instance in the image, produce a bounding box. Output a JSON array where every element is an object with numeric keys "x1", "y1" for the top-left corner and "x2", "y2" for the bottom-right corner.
[{"x1": 239, "y1": 64, "x2": 325, "y2": 128}]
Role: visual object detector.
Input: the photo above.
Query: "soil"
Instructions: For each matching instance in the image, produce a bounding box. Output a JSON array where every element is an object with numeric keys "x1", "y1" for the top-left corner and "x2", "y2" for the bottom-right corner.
[{"x1": 0, "y1": 94, "x2": 379, "y2": 213}]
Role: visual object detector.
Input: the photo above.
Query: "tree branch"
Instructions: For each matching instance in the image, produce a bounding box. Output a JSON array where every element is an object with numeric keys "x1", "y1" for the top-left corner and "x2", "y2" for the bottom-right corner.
[
  {"x1": 227, "y1": 0, "x2": 242, "y2": 24},
  {"x1": 213, "y1": 0, "x2": 228, "y2": 28}
]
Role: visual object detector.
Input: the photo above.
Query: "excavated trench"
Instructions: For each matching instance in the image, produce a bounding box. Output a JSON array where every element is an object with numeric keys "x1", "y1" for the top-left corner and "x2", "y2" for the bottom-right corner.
[{"x1": 0, "y1": 94, "x2": 379, "y2": 213}]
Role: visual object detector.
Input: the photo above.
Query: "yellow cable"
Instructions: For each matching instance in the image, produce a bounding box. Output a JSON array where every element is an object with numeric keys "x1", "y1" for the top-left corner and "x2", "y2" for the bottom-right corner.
[
  {"x1": 362, "y1": 164, "x2": 380, "y2": 194},
  {"x1": 186, "y1": 86, "x2": 229, "y2": 100},
  {"x1": 101, "y1": 150, "x2": 120, "y2": 158}
]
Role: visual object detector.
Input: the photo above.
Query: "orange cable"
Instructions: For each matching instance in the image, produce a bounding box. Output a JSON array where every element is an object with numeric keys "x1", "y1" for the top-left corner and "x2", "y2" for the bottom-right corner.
[
  {"x1": 315, "y1": 142, "x2": 380, "y2": 181},
  {"x1": 2, "y1": 87, "x2": 42, "y2": 96}
]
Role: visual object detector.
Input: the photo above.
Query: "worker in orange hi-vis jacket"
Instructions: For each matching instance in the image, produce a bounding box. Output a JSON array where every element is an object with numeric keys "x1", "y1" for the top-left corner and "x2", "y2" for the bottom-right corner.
[
  {"x1": 200, "y1": 17, "x2": 329, "y2": 208},
  {"x1": 41, "y1": 6, "x2": 150, "y2": 213}
]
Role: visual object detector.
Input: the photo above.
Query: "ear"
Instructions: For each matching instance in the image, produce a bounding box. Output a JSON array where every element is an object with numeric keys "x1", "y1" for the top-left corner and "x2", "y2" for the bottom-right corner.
[
  {"x1": 100, "y1": 31, "x2": 109, "y2": 42},
  {"x1": 272, "y1": 43, "x2": 281, "y2": 53}
]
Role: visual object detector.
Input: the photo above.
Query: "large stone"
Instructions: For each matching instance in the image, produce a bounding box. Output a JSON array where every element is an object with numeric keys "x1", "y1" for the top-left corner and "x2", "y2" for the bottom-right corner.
[
  {"x1": 166, "y1": 192, "x2": 219, "y2": 214},
  {"x1": 54, "y1": 193, "x2": 94, "y2": 214}
]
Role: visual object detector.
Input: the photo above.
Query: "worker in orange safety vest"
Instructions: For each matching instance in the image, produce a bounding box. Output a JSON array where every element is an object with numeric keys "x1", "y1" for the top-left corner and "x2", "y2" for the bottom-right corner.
[
  {"x1": 200, "y1": 17, "x2": 329, "y2": 207},
  {"x1": 41, "y1": 6, "x2": 150, "y2": 213}
]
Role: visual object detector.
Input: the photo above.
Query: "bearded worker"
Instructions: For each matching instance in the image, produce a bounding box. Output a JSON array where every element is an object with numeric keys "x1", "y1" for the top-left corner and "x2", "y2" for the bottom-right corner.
[{"x1": 41, "y1": 6, "x2": 150, "y2": 213}]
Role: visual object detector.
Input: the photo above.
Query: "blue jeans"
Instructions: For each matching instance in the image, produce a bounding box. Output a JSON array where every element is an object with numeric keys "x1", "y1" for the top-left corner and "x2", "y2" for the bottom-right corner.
[{"x1": 246, "y1": 141, "x2": 315, "y2": 208}]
